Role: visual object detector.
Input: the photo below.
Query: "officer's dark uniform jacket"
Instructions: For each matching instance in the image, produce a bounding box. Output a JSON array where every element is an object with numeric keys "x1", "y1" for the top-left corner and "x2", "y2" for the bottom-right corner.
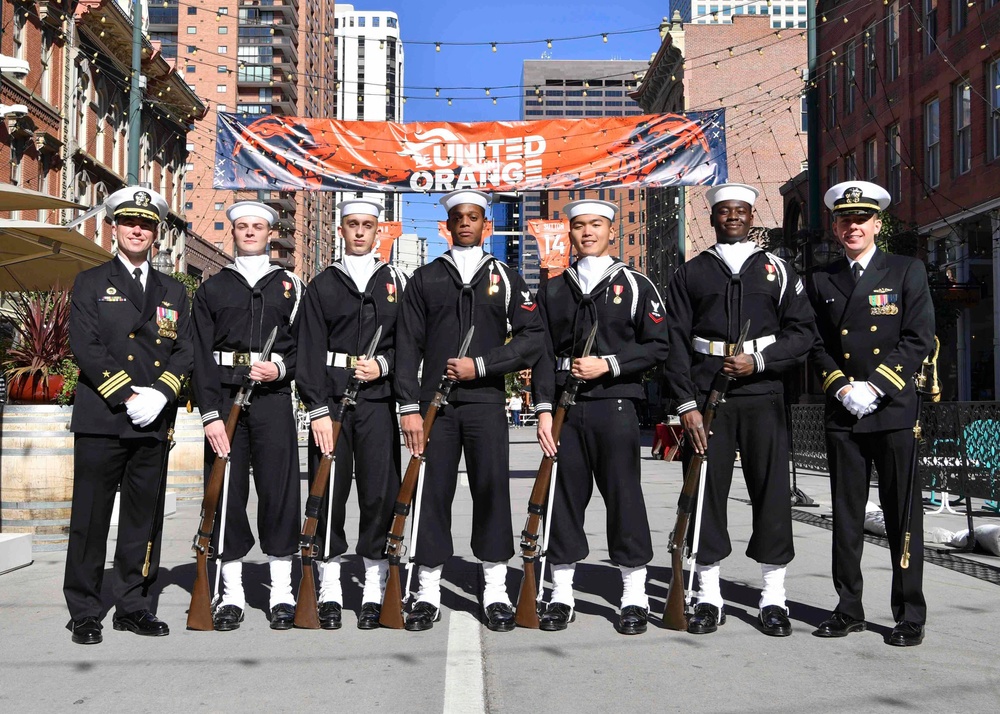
[
  {"x1": 192, "y1": 264, "x2": 303, "y2": 425},
  {"x1": 664, "y1": 246, "x2": 815, "y2": 413},
  {"x1": 395, "y1": 252, "x2": 545, "y2": 412},
  {"x1": 809, "y1": 248, "x2": 934, "y2": 432},
  {"x1": 297, "y1": 259, "x2": 405, "y2": 420},
  {"x1": 70, "y1": 259, "x2": 193, "y2": 438},
  {"x1": 532, "y1": 259, "x2": 670, "y2": 412}
]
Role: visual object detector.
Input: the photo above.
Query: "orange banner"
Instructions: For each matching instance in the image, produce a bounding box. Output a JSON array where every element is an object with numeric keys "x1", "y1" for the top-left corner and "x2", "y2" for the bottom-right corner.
[
  {"x1": 437, "y1": 221, "x2": 493, "y2": 248},
  {"x1": 527, "y1": 219, "x2": 571, "y2": 277},
  {"x1": 374, "y1": 222, "x2": 402, "y2": 263},
  {"x1": 216, "y1": 111, "x2": 728, "y2": 192}
]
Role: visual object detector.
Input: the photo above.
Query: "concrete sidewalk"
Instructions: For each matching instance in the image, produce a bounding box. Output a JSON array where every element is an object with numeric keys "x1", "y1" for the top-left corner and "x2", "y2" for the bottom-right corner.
[{"x1": 1, "y1": 427, "x2": 998, "y2": 713}]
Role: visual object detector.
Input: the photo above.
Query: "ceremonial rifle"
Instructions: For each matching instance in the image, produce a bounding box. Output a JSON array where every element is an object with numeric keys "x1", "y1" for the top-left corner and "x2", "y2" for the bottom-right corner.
[
  {"x1": 379, "y1": 326, "x2": 475, "y2": 629},
  {"x1": 663, "y1": 319, "x2": 750, "y2": 630},
  {"x1": 294, "y1": 327, "x2": 382, "y2": 629},
  {"x1": 187, "y1": 327, "x2": 277, "y2": 631},
  {"x1": 901, "y1": 336, "x2": 940, "y2": 569},
  {"x1": 514, "y1": 322, "x2": 598, "y2": 629}
]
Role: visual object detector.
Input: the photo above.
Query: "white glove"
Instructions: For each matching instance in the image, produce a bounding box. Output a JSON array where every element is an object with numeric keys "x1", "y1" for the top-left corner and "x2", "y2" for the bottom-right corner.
[
  {"x1": 841, "y1": 382, "x2": 879, "y2": 419},
  {"x1": 127, "y1": 386, "x2": 168, "y2": 427}
]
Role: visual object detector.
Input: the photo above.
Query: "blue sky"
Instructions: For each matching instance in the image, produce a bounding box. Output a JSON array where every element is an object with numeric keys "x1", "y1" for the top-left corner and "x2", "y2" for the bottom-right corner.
[{"x1": 345, "y1": 0, "x2": 673, "y2": 257}]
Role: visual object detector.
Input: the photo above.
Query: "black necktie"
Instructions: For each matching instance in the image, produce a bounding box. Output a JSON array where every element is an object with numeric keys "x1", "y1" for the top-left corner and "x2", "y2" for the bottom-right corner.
[
  {"x1": 851, "y1": 263, "x2": 862, "y2": 284},
  {"x1": 132, "y1": 267, "x2": 143, "y2": 287}
]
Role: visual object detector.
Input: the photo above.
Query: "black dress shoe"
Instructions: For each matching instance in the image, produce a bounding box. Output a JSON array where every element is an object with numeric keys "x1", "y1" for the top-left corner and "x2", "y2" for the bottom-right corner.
[
  {"x1": 539, "y1": 602, "x2": 575, "y2": 632},
  {"x1": 618, "y1": 605, "x2": 649, "y2": 635},
  {"x1": 888, "y1": 621, "x2": 924, "y2": 647},
  {"x1": 687, "y1": 603, "x2": 725, "y2": 634},
  {"x1": 269, "y1": 603, "x2": 296, "y2": 630},
  {"x1": 67, "y1": 616, "x2": 103, "y2": 645},
  {"x1": 357, "y1": 602, "x2": 381, "y2": 630},
  {"x1": 484, "y1": 602, "x2": 516, "y2": 632},
  {"x1": 813, "y1": 611, "x2": 866, "y2": 638},
  {"x1": 318, "y1": 601, "x2": 343, "y2": 630},
  {"x1": 113, "y1": 609, "x2": 170, "y2": 637},
  {"x1": 759, "y1": 605, "x2": 792, "y2": 637},
  {"x1": 404, "y1": 601, "x2": 441, "y2": 632},
  {"x1": 213, "y1": 604, "x2": 245, "y2": 632}
]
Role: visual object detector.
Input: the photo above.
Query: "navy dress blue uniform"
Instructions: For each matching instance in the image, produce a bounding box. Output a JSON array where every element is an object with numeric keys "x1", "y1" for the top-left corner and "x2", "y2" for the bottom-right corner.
[
  {"x1": 192, "y1": 264, "x2": 303, "y2": 563},
  {"x1": 532, "y1": 259, "x2": 669, "y2": 569},
  {"x1": 665, "y1": 245, "x2": 815, "y2": 567},
  {"x1": 394, "y1": 252, "x2": 545, "y2": 568},
  {"x1": 64, "y1": 256, "x2": 193, "y2": 623},
  {"x1": 809, "y1": 247, "x2": 934, "y2": 628},
  {"x1": 296, "y1": 259, "x2": 405, "y2": 563}
]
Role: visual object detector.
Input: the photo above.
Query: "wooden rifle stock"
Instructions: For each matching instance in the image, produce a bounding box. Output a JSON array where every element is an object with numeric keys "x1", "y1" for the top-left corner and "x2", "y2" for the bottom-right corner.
[{"x1": 294, "y1": 452, "x2": 336, "y2": 628}]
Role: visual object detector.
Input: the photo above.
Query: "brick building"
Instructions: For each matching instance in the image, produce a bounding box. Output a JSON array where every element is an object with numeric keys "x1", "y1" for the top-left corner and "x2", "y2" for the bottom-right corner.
[{"x1": 808, "y1": 0, "x2": 1000, "y2": 401}]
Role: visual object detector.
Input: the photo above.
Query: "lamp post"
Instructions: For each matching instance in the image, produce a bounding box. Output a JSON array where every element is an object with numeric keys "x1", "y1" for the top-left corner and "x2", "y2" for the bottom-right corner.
[{"x1": 152, "y1": 246, "x2": 174, "y2": 274}]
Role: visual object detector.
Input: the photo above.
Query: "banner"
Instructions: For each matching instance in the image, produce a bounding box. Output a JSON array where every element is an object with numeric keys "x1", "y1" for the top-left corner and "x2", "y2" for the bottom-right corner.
[
  {"x1": 374, "y1": 222, "x2": 402, "y2": 263},
  {"x1": 437, "y1": 221, "x2": 493, "y2": 248},
  {"x1": 214, "y1": 111, "x2": 727, "y2": 192},
  {"x1": 527, "y1": 219, "x2": 571, "y2": 278}
]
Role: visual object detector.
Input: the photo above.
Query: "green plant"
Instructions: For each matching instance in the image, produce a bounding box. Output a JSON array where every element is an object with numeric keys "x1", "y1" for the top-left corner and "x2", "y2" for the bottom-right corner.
[
  {"x1": 171, "y1": 271, "x2": 200, "y2": 310},
  {"x1": 2, "y1": 289, "x2": 73, "y2": 389},
  {"x1": 55, "y1": 358, "x2": 80, "y2": 406}
]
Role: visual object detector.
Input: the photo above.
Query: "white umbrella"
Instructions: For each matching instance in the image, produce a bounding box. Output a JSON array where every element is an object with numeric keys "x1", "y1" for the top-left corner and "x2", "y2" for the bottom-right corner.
[
  {"x1": 0, "y1": 220, "x2": 111, "y2": 291},
  {"x1": 0, "y1": 184, "x2": 85, "y2": 213}
]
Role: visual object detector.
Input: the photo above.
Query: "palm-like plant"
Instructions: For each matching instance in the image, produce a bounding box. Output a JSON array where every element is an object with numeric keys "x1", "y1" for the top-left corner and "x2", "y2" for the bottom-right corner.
[{"x1": 3, "y1": 289, "x2": 73, "y2": 396}]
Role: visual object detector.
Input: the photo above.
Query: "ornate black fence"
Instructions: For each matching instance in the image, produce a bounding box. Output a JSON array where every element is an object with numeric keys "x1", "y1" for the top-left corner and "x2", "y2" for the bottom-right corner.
[{"x1": 790, "y1": 402, "x2": 1000, "y2": 501}]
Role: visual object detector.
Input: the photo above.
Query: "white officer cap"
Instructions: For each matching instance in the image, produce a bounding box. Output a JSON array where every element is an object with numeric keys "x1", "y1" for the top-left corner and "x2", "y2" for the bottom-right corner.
[
  {"x1": 705, "y1": 183, "x2": 759, "y2": 208},
  {"x1": 439, "y1": 190, "x2": 490, "y2": 213},
  {"x1": 824, "y1": 181, "x2": 891, "y2": 216},
  {"x1": 226, "y1": 201, "x2": 279, "y2": 226},
  {"x1": 105, "y1": 186, "x2": 169, "y2": 224},
  {"x1": 564, "y1": 199, "x2": 618, "y2": 221},
  {"x1": 337, "y1": 198, "x2": 384, "y2": 218}
]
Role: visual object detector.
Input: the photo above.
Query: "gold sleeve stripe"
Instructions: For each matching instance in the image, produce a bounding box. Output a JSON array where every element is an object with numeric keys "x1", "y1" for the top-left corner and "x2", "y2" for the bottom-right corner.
[
  {"x1": 158, "y1": 372, "x2": 182, "y2": 395},
  {"x1": 877, "y1": 364, "x2": 907, "y2": 390},
  {"x1": 98, "y1": 371, "x2": 131, "y2": 397},
  {"x1": 823, "y1": 370, "x2": 845, "y2": 392}
]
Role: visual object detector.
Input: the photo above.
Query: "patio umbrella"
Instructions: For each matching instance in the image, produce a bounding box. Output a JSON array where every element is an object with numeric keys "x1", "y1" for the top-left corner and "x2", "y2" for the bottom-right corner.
[
  {"x1": 0, "y1": 184, "x2": 85, "y2": 213},
  {"x1": 0, "y1": 220, "x2": 111, "y2": 291}
]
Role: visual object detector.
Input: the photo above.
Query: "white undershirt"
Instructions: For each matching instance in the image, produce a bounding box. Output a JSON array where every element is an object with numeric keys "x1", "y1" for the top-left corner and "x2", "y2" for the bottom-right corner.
[
  {"x1": 117, "y1": 254, "x2": 149, "y2": 291},
  {"x1": 847, "y1": 244, "x2": 877, "y2": 277},
  {"x1": 343, "y1": 252, "x2": 377, "y2": 293},
  {"x1": 233, "y1": 254, "x2": 271, "y2": 288},
  {"x1": 450, "y1": 245, "x2": 484, "y2": 284},
  {"x1": 714, "y1": 240, "x2": 757, "y2": 275},
  {"x1": 576, "y1": 255, "x2": 614, "y2": 294}
]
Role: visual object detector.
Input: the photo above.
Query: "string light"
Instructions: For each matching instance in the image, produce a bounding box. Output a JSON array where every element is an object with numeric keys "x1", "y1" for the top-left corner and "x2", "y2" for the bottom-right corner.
[
  {"x1": 435, "y1": 43, "x2": 441, "y2": 52},
  {"x1": 491, "y1": 42, "x2": 497, "y2": 52},
  {"x1": 546, "y1": 39, "x2": 552, "y2": 48},
  {"x1": 602, "y1": 34, "x2": 608, "y2": 43}
]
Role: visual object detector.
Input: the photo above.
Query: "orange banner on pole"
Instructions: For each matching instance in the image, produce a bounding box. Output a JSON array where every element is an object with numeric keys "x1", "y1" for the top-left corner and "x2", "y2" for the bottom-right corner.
[
  {"x1": 527, "y1": 219, "x2": 571, "y2": 277},
  {"x1": 437, "y1": 221, "x2": 493, "y2": 248},
  {"x1": 374, "y1": 222, "x2": 402, "y2": 262}
]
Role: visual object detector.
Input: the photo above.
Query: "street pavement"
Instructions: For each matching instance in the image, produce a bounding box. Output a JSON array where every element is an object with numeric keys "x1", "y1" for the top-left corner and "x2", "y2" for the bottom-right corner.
[{"x1": 1, "y1": 427, "x2": 998, "y2": 713}]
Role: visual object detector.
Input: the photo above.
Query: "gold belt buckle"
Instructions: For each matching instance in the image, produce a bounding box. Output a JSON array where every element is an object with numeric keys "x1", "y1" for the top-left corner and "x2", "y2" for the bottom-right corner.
[
  {"x1": 725, "y1": 342, "x2": 738, "y2": 357},
  {"x1": 234, "y1": 353, "x2": 251, "y2": 367},
  {"x1": 347, "y1": 356, "x2": 359, "y2": 368}
]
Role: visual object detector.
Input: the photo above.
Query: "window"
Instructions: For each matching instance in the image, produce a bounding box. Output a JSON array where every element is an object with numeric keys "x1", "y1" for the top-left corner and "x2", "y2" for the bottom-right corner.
[
  {"x1": 217, "y1": 85, "x2": 227, "y2": 93},
  {"x1": 214, "y1": 222, "x2": 225, "y2": 230},
  {"x1": 219, "y1": 26, "x2": 228, "y2": 34},
  {"x1": 800, "y1": 93, "x2": 808, "y2": 132},
  {"x1": 845, "y1": 153, "x2": 859, "y2": 180},
  {"x1": 215, "y1": 202, "x2": 224, "y2": 210},
  {"x1": 989, "y1": 60, "x2": 1000, "y2": 161},
  {"x1": 827, "y1": 163, "x2": 839, "y2": 192},
  {"x1": 923, "y1": 0, "x2": 937, "y2": 55},
  {"x1": 218, "y1": 7, "x2": 228, "y2": 15},
  {"x1": 187, "y1": 45, "x2": 196, "y2": 53},
  {"x1": 358, "y1": 17, "x2": 366, "y2": 27},
  {"x1": 951, "y1": 0, "x2": 967, "y2": 33},
  {"x1": 185, "y1": 182, "x2": 194, "y2": 190},
  {"x1": 187, "y1": 26, "x2": 197, "y2": 34},
  {"x1": 954, "y1": 83, "x2": 971, "y2": 174},
  {"x1": 187, "y1": 6, "x2": 196, "y2": 14},
  {"x1": 184, "y1": 201, "x2": 193, "y2": 209},
  {"x1": 218, "y1": 46, "x2": 228, "y2": 54},
  {"x1": 844, "y1": 41, "x2": 856, "y2": 114},
  {"x1": 887, "y1": 124, "x2": 901, "y2": 203},
  {"x1": 886, "y1": 3, "x2": 899, "y2": 81},
  {"x1": 864, "y1": 137, "x2": 878, "y2": 180},
  {"x1": 217, "y1": 65, "x2": 228, "y2": 73},
  {"x1": 373, "y1": 17, "x2": 380, "y2": 27},
  {"x1": 924, "y1": 100, "x2": 940, "y2": 186},
  {"x1": 863, "y1": 25, "x2": 877, "y2": 98},
  {"x1": 185, "y1": 65, "x2": 196, "y2": 73},
  {"x1": 387, "y1": 17, "x2": 398, "y2": 28}
]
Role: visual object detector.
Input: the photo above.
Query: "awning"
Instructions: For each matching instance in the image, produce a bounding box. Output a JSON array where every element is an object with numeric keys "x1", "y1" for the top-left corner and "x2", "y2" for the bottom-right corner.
[
  {"x1": 0, "y1": 184, "x2": 86, "y2": 213},
  {"x1": 0, "y1": 220, "x2": 111, "y2": 291}
]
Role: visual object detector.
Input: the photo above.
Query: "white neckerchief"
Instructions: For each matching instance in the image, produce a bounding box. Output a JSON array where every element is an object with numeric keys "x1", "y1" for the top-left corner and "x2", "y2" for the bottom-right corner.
[
  {"x1": 451, "y1": 245, "x2": 484, "y2": 284},
  {"x1": 576, "y1": 255, "x2": 613, "y2": 294},
  {"x1": 715, "y1": 240, "x2": 757, "y2": 274},
  {"x1": 343, "y1": 252, "x2": 377, "y2": 293},
  {"x1": 848, "y1": 244, "x2": 877, "y2": 274},
  {"x1": 234, "y1": 254, "x2": 271, "y2": 287},
  {"x1": 117, "y1": 254, "x2": 149, "y2": 291}
]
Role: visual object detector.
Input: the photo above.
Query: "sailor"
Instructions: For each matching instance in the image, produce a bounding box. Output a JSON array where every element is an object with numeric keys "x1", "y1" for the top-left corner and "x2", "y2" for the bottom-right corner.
[
  {"x1": 532, "y1": 199, "x2": 670, "y2": 635},
  {"x1": 394, "y1": 189, "x2": 546, "y2": 632},
  {"x1": 64, "y1": 186, "x2": 193, "y2": 644},
  {"x1": 191, "y1": 201, "x2": 304, "y2": 631},
  {"x1": 295, "y1": 198, "x2": 405, "y2": 630},
  {"x1": 663, "y1": 183, "x2": 816, "y2": 637}
]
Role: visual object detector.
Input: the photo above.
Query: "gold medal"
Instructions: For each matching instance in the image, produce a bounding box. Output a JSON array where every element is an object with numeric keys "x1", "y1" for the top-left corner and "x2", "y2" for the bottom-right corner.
[
  {"x1": 767, "y1": 274, "x2": 776, "y2": 281},
  {"x1": 387, "y1": 295, "x2": 395, "y2": 302},
  {"x1": 488, "y1": 286, "x2": 499, "y2": 295},
  {"x1": 284, "y1": 291, "x2": 291, "y2": 299},
  {"x1": 613, "y1": 296, "x2": 622, "y2": 304},
  {"x1": 106, "y1": 287, "x2": 117, "y2": 295}
]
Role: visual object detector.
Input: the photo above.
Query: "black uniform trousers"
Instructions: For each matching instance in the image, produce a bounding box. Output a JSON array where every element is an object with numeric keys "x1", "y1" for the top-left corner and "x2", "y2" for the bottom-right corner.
[
  {"x1": 64, "y1": 435, "x2": 166, "y2": 620},
  {"x1": 683, "y1": 393, "x2": 794, "y2": 566},
  {"x1": 203, "y1": 389, "x2": 300, "y2": 561},
  {"x1": 415, "y1": 401, "x2": 514, "y2": 567},
  {"x1": 307, "y1": 397, "x2": 401, "y2": 560},
  {"x1": 548, "y1": 398, "x2": 653, "y2": 568},
  {"x1": 826, "y1": 428, "x2": 925, "y2": 625}
]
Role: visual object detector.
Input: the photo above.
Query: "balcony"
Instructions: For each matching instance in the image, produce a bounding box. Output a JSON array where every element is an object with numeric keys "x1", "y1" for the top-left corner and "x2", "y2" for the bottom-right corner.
[
  {"x1": 270, "y1": 234, "x2": 295, "y2": 250},
  {"x1": 258, "y1": 190, "x2": 295, "y2": 212},
  {"x1": 270, "y1": 252, "x2": 295, "y2": 270},
  {"x1": 271, "y1": 97, "x2": 298, "y2": 115}
]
